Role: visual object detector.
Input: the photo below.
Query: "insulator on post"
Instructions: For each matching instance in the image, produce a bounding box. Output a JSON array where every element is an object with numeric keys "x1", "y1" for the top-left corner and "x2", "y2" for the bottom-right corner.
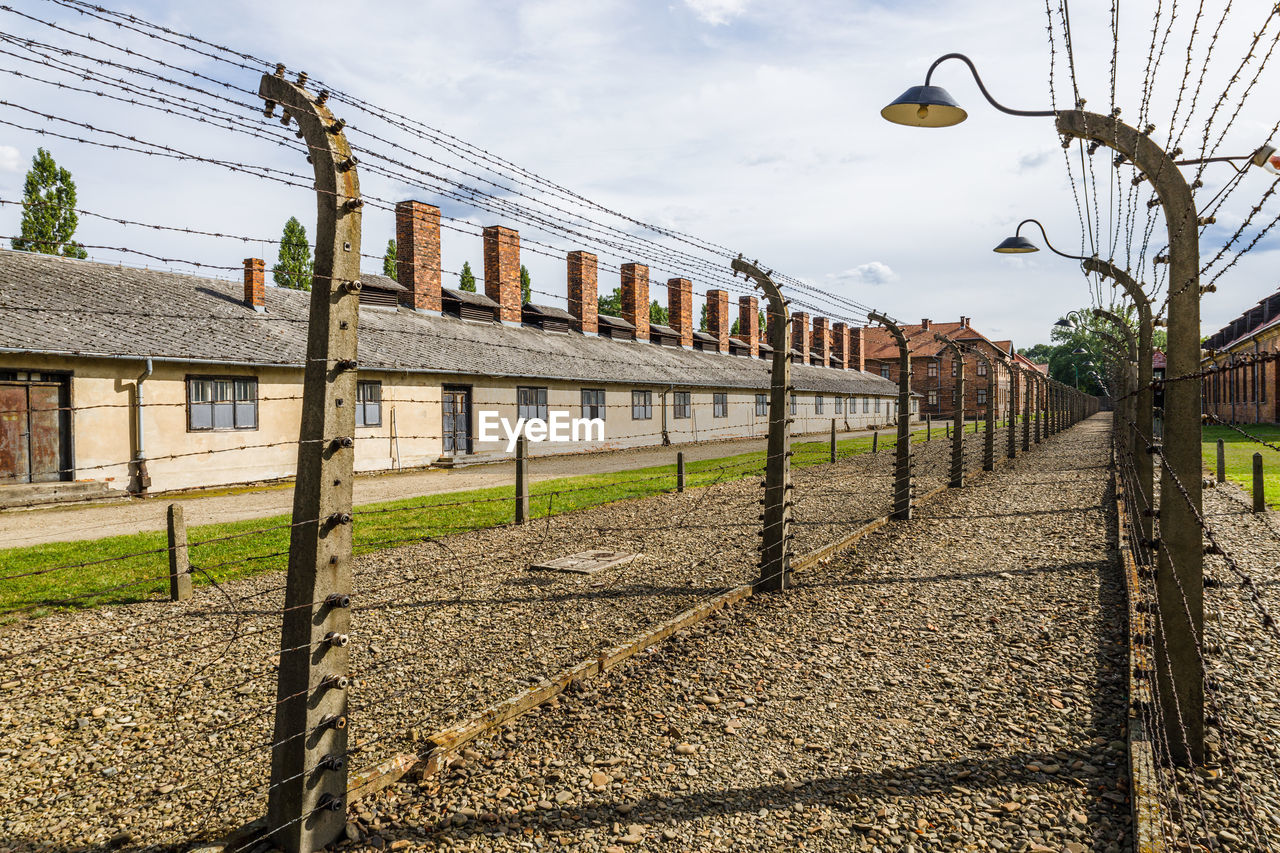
[
  {"x1": 338, "y1": 156, "x2": 358, "y2": 173},
  {"x1": 325, "y1": 593, "x2": 351, "y2": 608},
  {"x1": 318, "y1": 714, "x2": 347, "y2": 731},
  {"x1": 273, "y1": 62, "x2": 286, "y2": 77},
  {"x1": 318, "y1": 754, "x2": 345, "y2": 771},
  {"x1": 343, "y1": 198, "x2": 364, "y2": 212},
  {"x1": 296, "y1": 71, "x2": 309, "y2": 87},
  {"x1": 341, "y1": 279, "x2": 363, "y2": 294},
  {"x1": 331, "y1": 436, "x2": 354, "y2": 450},
  {"x1": 317, "y1": 792, "x2": 345, "y2": 812},
  {"x1": 329, "y1": 118, "x2": 346, "y2": 134},
  {"x1": 324, "y1": 631, "x2": 350, "y2": 648},
  {"x1": 336, "y1": 359, "x2": 358, "y2": 370},
  {"x1": 315, "y1": 90, "x2": 330, "y2": 106},
  {"x1": 1192, "y1": 178, "x2": 1204, "y2": 189},
  {"x1": 262, "y1": 99, "x2": 276, "y2": 118},
  {"x1": 1198, "y1": 216, "x2": 1216, "y2": 226},
  {"x1": 1143, "y1": 123, "x2": 1156, "y2": 135},
  {"x1": 327, "y1": 512, "x2": 353, "y2": 525},
  {"x1": 319, "y1": 674, "x2": 349, "y2": 691}
]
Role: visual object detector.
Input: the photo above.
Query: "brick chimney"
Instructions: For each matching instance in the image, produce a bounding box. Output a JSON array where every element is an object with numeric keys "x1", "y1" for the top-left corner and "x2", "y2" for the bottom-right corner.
[
  {"x1": 736, "y1": 295, "x2": 759, "y2": 358},
  {"x1": 812, "y1": 317, "x2": 831, "y2": 367},
  {"x1": 668, "y1": 278, "x2": 693, "y2": 347},
  {"x1": 766, "y1": 305, "x2": 786, "y2": 352},
  {"x1": 832, "y1": 322, "x2": 849, "y2": 368},
  {"x1": 395, "y1": 200, "x2": 441, "y2": 312},
  {"x1": 707, "y1": 289, "x2": 730, "y2": 352},
  {"x1": 959, "y1": 315, "x2": 970, "y2": 328},
  {"x1": 921, "y1": 318, "x2": 931, "y2": 331},
  {"x1": 567, "y1": 250, "x2": 598, "y2": 334},
  {"x1": 621, "y1": 262, "x2": 649, "y2": 341},
  {"x1": 791, "y1": 312, "x2": 811, "y2": 364},
  {"x1": 483, "y1": 225, "x2": 521, "y2": 324},
  {"x1": 243, "y1": 257, "x2": 265, "y2": 312},
  {"x1": 847, "y1": 326, "x2": 866, "y2": 371}
]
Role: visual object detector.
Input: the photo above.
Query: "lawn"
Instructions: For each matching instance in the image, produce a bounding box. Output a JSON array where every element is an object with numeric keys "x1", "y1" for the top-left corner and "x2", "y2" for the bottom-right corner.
[
  {"x1": 0, "y1": 418, "x2": 1004, "y2": 616},
  {"x1": 1202, "y1": 423, "x2": 1280, "y2": 509}
]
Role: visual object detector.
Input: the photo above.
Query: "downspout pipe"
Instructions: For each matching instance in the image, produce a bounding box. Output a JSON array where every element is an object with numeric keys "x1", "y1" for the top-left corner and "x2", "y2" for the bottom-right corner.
[{"x1": 132, "y1": 357, "x2": 153, "y2": 495}]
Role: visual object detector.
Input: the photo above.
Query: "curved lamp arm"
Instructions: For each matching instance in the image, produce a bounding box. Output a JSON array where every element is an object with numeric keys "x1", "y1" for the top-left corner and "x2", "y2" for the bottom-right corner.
[
  {"x1": 1016, "y1": 218, "x2": 1092, "y2": 261},
  {"x1": 924, "y1": 54, "x2": 1057, "y2": 118}
]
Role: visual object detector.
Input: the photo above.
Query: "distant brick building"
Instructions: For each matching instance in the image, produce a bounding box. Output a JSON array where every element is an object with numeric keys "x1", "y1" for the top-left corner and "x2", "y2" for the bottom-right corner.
[
  {"x1": 1201, "y1": 289, "x2": 1280, "y2": 423},
  {"x1": 861, "y1": 317, "x2": 1019, "y2": 421}
]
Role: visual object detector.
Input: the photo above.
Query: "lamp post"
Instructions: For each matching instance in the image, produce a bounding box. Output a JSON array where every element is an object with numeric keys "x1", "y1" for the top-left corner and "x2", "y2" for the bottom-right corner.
[
  {"x1": 878, "y1": 54, "x2": 1278, "y2": 764},
  {"x1": 992, "y1": 220, "x2": 1157, "y2": 559}
]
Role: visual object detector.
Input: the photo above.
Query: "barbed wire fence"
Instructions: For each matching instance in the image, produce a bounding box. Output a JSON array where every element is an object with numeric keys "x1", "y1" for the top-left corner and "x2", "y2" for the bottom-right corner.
[{"x1": 0, "y1": 4, "x2": 1108, "y2": 851}]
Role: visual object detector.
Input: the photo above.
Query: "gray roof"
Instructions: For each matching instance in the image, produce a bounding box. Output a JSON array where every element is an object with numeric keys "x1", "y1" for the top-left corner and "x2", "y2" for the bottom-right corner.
[
  {"x1": 0, "y1": 249, "x2": 899, "y2": 396},
  {"x1": 442, "y1": 286, "x2": 500, "y2": 308}
]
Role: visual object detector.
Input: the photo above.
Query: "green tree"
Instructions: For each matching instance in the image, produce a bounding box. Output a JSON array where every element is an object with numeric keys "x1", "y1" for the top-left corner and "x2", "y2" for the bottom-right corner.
[
  {"x1": 382, "y1": 238, "x2": 397, "y2": 278},
  {"x1": 650, "y1": 300, "x2": 668, "y2": 326},
  {"x1": 520, "y1": 264, "x2": 532, "y2": 304},
  {"x1": 598, "y1": 286, "x2": 622, "y2": 316},
  {"x1": 273, "y1": 216, "x2": 313, "y2": 291},
  {"x1": 11, "y1": 147, "x2": 87, "y2": 258},
  {"x1": 459, "y1": 261, "x2": 477, "y2": 292},
  {"x1": 699, "y1": 304, "x2": 708, "y2": 331},
  {"x1": 1021, "y1": 303, "x2": 1152, "y2": 396}
]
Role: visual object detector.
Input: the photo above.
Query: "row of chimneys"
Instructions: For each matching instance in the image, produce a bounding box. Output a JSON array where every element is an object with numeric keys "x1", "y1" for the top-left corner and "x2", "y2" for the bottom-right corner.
[{"x1": 242, "y1": 200, "x2": 868, "y2": 370}]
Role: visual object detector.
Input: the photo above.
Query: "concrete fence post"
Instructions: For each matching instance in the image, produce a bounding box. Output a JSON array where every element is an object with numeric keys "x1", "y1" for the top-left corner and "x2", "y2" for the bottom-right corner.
[
  {"x1": 1022, "y1": 375, "x2": 1032, "y2": 452},
  {"x1": 731, "y1": 256, "x2": 792, "y2": 592},
  {"x1": 1254, "y1": 452, "x2": 1265, "y2": 513},
  {"x1": 968, "y1": 346, "x2": 995, "y2": 472},
  {"x1": 167, "y1": 503, "x2": 191, "y2": 602},
  {"x1": 934, "y1": 333, "x2": 965, "y2": 488},
  {"x1": 261, "y1": 68, "x2": 361, "y2": 853},
  {"x1": 1007, "y1": 363, "x2": 1019, "y2": 460},
  {"x1": 515, "y1": 435, "x2": 530, "y2": 524},
  {"x1": 870, "y1": 311, "x2": 913, "y2": 519},
  {"x1": 1216, "y1": 439, "x2": 1226, "y2": 484},
  {"x1": 676, "y1": 451, "x2": 685, "y2": 492}
]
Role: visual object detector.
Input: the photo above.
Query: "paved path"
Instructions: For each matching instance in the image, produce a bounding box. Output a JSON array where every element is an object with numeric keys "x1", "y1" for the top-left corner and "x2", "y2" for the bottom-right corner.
[
  {"x1": 0, "y1": 422, "x2": 957, "y2": 547},
  {"x1": 348, "y1": 415, "x2": 1130, "y2": 851}
]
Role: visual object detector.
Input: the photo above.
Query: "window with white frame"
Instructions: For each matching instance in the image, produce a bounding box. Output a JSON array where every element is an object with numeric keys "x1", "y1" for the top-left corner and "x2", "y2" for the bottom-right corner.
[
  {"x1": 517, "y1": 386, "x2": 548, "y2": 421},
  {"x1": 356, "y1": 380, "x2": 382, "y2": 427},
  {"x1": 789, "y1": 393, "x2": 797, "y2": 415},
  {"x1": 976, "y1": 388, "x2": 987, "y2": 406},
  {"x1": 814, "y1": 395, "x2": 824, "y2": 414},
  {"x1": 755, "y1": 393, "x2": 767, "y2": 416},
  {"x1": 927, "y1": 390, "x2": 938, "y2": 407},
  {"x1": 632, "y1": 390, "x2": 653, "y2": 419},
  {"x1": 188, "y1": 376, "x2": 257, "y2": 431},
  {"x1": 863, "y1": 397, "x2": 870, "y2": 413},
  {"x1": 927, "y1": 362, "x2": 938, "y2": 378},
  {"x1": 880, "y1": 365, "x2": 891, "y2": 379},
  {"x1": 581, "y1": 388, "x2": 605, "y2": 420},
  {"x1": 713, "y1": 393, "x2": 728, "y2": 417},
  {"x1": 875, "y1": 397, "x2": 881, "y2": 413},
  {"x1": 835, "y1": 396, "x2": 844, "y2": 413},
  {"x1": 977, "y1": 361, "x2": 988, "y2": 376},
  {"x1": 673, "y1": 391, "x2": 691, "y2": 419}
]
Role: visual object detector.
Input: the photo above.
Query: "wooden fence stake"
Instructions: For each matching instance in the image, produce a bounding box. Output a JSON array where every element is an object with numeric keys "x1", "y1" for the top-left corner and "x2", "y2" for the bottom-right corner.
[
  {"x1": 167, "y1": 503, "x2": 191, "y2": 602},
  {"x1": 829, "y1": 419, "x2": 837, "y2": 463},
  {"x1": 1216, "y1": 439, "x2": 1226, "y2": 484},
  {"x1": 515, "y1": 435, "x2": 530, "y2": 524},
  {"x1": 1254, "y1": 452, "x2": 1265, "y2": 513},
  {"x1": 676, "y1": 451, "x2": 685, "y2": 492}
]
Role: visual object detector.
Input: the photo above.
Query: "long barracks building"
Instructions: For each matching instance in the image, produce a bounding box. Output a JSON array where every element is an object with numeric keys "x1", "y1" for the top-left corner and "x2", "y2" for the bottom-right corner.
[{"x1": 0, "y1": 203, "x2": 904, "y2": 496}]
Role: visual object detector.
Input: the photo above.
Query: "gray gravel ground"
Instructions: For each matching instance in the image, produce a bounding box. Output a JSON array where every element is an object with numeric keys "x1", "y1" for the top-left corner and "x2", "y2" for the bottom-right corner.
[
  {"x1": 1139, "y1": 479, "x2": 1280, "y2": 851},
  {"x1": 0, "y1": 431, "x2": 980, "y2": 851},
  {"x1": 319, "y1": 416, "x2": 1131, "y2": 852}
]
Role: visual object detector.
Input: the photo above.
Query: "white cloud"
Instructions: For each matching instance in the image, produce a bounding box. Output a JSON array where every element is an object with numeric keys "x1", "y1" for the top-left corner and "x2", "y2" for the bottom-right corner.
[
  {"x1": 0, "y1": 145, "x2": 20, "y2": 173},
  {"x1": 684, "y1": 0, "x2": 748, "y2": 25},
  {"x1": 834, "y1": 261, "x2": 899, "y2": 286}
]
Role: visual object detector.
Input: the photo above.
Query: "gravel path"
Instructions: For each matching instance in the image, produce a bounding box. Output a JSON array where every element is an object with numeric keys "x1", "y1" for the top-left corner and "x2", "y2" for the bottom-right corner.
[
  {"x1": 0, "y1": 423, "x2": 957, "y2": 548},
  {"x1": 0, "y1": 427, "x2": 979, "y2": 850},
  {"x1": 1138, "y1": 479, "x2": 1280, "y2": 850},
  {"x1": 316, "y1": 416, "x2": 1129, "y2": 852}
]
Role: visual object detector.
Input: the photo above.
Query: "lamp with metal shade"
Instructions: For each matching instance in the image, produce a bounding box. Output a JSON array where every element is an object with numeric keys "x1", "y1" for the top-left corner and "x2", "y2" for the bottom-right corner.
[{"x1": 880, "y1": 53, "x2": 1055, "y2": 128}]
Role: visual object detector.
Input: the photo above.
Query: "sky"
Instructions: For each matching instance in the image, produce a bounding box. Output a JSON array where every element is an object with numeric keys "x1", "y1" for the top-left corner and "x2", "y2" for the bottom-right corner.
[{"x1": 0, "y1": 0, "x2": 1277, "y2": 349}]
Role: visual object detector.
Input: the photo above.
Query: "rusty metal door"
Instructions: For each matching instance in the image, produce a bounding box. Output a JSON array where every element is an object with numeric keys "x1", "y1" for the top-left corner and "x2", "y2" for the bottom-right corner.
[
  {"x1": 0, "y1": 376, "x2": 71, "y2": 484},
  {"x1": 0, "y1": 384, "x2": 28, "y2": 484},
  {"x1": 442, "y1": 386, "x2": 471, "y2": 455}
]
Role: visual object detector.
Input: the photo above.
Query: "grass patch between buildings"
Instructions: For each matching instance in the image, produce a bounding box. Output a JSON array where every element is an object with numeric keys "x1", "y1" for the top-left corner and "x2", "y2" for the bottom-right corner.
[
  {"x1": 1202, "y1": 423, "x2": 1280, "y2": 509},
  {"x1": 0, "y1": 419, "x2": 1004, "y2": 616}
]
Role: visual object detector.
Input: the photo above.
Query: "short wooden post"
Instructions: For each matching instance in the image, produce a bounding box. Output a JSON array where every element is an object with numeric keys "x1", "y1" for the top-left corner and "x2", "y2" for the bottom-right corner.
[
  {"x1": 1216, "y1": 439, "x2": 1226, "y2": 484},
  {"x1": 1254, "y1": 452, "x2": 1265, "y2": 513},
  {"x1": 829, "y1": 419, "x2": 837, "y2": 463},
  {"x1": 926, "y1": 414, "x2": 932, "y2": 441},
  {"x1": 515, "y1": 435, "x2": 530, "y2": 524},
  {"x1": 872, "y1": 431, "x2": 879, "y2": 453},
  {"x1": 167, "y1": 503, "x2": 191, "y2": 602},
  {"x1": 676, "y1": 451, "x2": 685, "y2": 492}
]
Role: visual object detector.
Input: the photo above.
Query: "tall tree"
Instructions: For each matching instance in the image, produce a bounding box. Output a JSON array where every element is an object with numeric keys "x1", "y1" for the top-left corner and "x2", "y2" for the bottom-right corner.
[
  {"x1": 598, "y1": 286, "x2": 622, "y2": 315},
  {"x1": 699, "y1": 303, "x2": 708, "y2": 331},
  {"x1": 520, "y1": 264, "x2": 532, "y2": 304},
  {"x1": 273, "y1": 216, "x2": 313, "y2": 291},
  {"x1": 382, "y1": 238, "x2": 397, "y2": 278},
  {"x1": 649, "y1": 300, "x2": 668, "y2": 326},
  {"x1": 459, "y1": 261, "x2": 477, "y2": 292},
  {"x1": 11, "y1": 147, "x2": 87, "y2": 258}
]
